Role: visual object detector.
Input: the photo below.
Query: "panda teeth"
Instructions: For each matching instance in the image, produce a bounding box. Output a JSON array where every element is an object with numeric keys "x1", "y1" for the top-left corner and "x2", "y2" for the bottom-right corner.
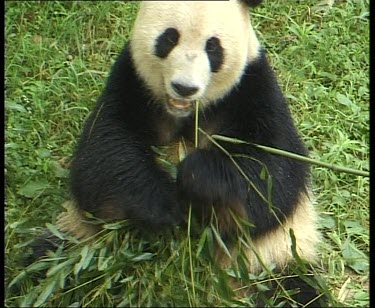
[{"x1": 168, "y1": 98, "x2": 192, "y2": 110}]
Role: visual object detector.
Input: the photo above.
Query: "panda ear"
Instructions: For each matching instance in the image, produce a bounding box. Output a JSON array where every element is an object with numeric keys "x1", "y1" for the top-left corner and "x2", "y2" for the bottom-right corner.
[{"x1": 240, "y1": 0, "x2": 263, "y2": 7}]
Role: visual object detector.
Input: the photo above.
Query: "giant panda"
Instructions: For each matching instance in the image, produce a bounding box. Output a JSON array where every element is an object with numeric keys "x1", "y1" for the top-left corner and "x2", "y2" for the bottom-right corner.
[{"x1": 38, "y1": 0, "x2": 323, "y2": 306}]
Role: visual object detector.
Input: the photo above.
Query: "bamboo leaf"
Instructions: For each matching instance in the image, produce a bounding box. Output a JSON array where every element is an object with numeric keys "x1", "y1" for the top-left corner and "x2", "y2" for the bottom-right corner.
[
  {"x1": 196, "y1": 227, "x2": 208, "y2": 258},
  {"x1": 237, "y1": 254, "x2": 250, "y2": 285},
  {"x1": 8, "y1": 262, "x2": 51, "y2": 289},
  {"x1": 20, "y1": 290, "x2": 39, "y2": 307},
  {"x1": 289, "y1": 228, "x2": 308, "y2": 273},
  {"x1": 131, "y1": 252, "x2": 155, "y2": 262},
  {"x1": 74, "y1": 245, "x2": 89, "y2": 276},
  {"x1": 341, "y1": 241, "x2": 369, "y2": 274},
  {"x1": 33, "y1": 279, "x2": 57, "y2": 307},
  {"x1": 47, "y1": 258, "x2": 77, "y2": 277},
  {"x1": 46, "y1": 222, "x2": 66, "y2": 240},
  {"x1": 210, "y1": 225, "x2": 231, "y2": 259},
  {"x1": 82, "y1": 247, "x2": 96, "y2": 270}
]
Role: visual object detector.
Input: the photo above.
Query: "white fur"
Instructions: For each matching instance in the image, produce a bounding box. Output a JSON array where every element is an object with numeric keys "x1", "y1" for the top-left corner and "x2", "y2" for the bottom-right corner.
[
  {"x1": 57, "y1": 201, "x2": 100, "y2": 239},
  {"x1": 130, "y1": 0, "x2": 260, "y2": 110},
  {"x1": 218, "y1": 192, "x2": 321, "y2": 273}
]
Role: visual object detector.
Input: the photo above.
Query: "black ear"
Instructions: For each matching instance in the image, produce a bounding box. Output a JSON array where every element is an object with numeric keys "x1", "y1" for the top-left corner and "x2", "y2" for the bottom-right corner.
[{"x1": 240, "y1": 0, "x2": 263, "y2": 7}]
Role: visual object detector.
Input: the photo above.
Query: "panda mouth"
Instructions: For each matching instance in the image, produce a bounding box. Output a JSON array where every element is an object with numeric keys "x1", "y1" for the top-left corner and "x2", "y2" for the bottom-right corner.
[{"x1": 168, "y1": 98, "x2": 194, "y2": 110}]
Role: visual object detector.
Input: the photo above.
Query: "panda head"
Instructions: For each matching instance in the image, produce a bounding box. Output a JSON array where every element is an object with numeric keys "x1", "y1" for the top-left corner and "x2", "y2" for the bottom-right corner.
[{"x1": 130, "y1": 0, "x2": 262, "y2": 117}]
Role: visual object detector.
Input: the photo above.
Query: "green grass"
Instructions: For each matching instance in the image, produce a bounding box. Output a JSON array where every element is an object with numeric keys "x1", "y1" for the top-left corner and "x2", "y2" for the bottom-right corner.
[{"x1": 5, "y1": 0, "x2": 369, "y2": 307}]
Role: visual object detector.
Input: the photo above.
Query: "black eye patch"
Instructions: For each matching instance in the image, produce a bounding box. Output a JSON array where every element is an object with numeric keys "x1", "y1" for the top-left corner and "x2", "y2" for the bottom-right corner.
[
  {"x1": 205, "y1": 37, "x2": 224, "y2": 73},
  {"x1": 154, "y1": 27, "x2": 180, "y2": 59}
]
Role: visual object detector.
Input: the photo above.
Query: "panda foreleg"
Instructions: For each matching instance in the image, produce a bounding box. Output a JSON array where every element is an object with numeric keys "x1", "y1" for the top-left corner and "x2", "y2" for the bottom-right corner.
[
  {"x1": 70, "y1": 116, "x2": 183, "y2": 231},
  {"x1": 176, "y1": 148, "x2": 248, "y2": 230}
]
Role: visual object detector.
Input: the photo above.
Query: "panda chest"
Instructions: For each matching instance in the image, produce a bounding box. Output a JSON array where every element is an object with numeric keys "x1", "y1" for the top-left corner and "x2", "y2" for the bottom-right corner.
[{"x1": 154, "y1": 116, "x2": 219, "y2": 165}]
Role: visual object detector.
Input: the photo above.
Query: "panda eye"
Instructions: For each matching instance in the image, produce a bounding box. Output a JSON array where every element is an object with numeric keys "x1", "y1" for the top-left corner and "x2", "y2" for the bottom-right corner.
[
  {"x1": 155, "y1": 27, "x2": 180, "y2": 59},
  {"x1": 206, "y1": 37, "x2": 219, "y2": 52},
  {"x1": 205, "y1": 37, "x2": 224, "y2": 73}
]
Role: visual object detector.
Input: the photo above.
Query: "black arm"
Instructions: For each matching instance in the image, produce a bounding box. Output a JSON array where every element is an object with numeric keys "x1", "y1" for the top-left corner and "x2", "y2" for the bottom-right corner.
[
  {"x1": 70, "y1": 107, "x2": 181, "y2": 230},
  {"x1": 69, "y1": 46, "x2": 182, "y2": 230}
]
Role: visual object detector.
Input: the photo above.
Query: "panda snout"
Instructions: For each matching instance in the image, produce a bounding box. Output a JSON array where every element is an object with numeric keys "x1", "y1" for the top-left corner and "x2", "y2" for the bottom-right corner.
[
  {"x1": 171, "y1": 82, "x2": 199, "y2": 98},
  {"x1": 166, "y1": 81, "x2": 201, "y2": 116}
]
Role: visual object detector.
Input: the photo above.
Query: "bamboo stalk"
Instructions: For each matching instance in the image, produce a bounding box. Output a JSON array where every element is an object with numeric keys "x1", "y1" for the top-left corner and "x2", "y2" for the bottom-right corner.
[
  {"x1": 208, "y1": 133, "x2": 369, "y2": 177},
  {"x1": 195, "y1": 100, "x2": 199, "y2": 148}
]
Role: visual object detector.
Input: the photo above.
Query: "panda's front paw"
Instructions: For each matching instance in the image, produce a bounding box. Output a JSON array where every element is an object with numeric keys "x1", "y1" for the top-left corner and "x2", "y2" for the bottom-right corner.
[
  {"x1": 176, "y1": 150, "x2": 247, "y2": 212},
  {"x1": 145, "y1": 191, "x2": 185, "y2": 229},
  {"x1": 121, "y1": 186, "x2": 184, "y2": 231}
]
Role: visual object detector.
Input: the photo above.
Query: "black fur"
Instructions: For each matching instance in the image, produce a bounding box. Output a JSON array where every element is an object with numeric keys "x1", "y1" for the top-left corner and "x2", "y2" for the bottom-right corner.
[
  {"x1": 257, "y1": 274, "x2": 325, "y2": 307},
  {"x1": 70, "y1": 44, "x2": 310, "y2": 240},
  {"x1": 24, "y1": 230, "x2": 64, "y2": 266},
  {"x1": 154, "y1": 27, "x2": 180, "y2": 59},
  {"x1": 240, "y1": 0, "x2": 263, "y2": 7},
  {"x1": 171, "y1": 82, "x2": 199, "y2": 97},
  {"x1": 205, "y1": 36, "x2": 224, "y2": 72}
]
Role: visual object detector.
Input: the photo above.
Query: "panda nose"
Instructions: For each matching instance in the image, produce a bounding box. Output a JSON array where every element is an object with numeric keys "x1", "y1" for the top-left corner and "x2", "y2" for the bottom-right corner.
[{"x1": 171, "y1": 82, "x2": 199, "y2": 97}]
